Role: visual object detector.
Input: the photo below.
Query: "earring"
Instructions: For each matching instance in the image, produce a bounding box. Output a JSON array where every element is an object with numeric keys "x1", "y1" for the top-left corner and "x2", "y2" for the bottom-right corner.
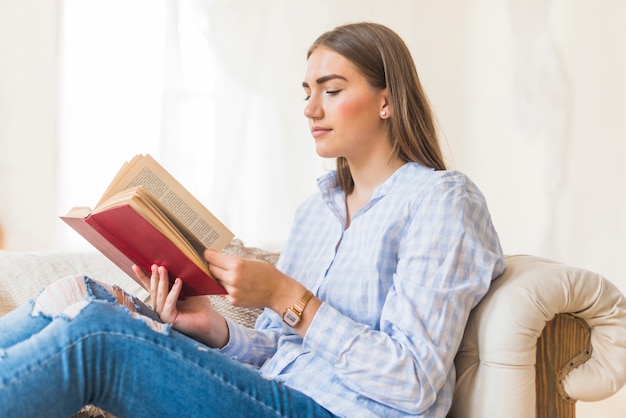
[{"x1": 380, "y1": 110, "x2": 387, "y2": 117}]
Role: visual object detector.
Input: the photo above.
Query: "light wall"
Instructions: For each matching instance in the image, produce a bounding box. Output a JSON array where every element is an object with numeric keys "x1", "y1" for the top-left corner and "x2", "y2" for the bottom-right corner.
[
  {"x1": 0, "y1": 0, "x2": 60, "y2": 250},
  {"x1": 456, "y1": 0, "x2": 626, "y2": 291}
]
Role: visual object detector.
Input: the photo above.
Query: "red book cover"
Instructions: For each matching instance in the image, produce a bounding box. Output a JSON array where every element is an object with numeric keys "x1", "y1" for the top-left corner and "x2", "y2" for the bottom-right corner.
[{"x1": 61, "y1": 204, "x2": 227, "y2": 297}]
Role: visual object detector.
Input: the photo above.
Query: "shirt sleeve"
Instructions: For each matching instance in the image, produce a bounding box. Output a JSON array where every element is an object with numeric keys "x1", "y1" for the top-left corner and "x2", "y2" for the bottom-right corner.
[
  {"x1": 219, "y1": 315, "x2": 281, "y2": 368},
  {"x1": 302, "y1": 176, "x2": 504, "y2": 413}
]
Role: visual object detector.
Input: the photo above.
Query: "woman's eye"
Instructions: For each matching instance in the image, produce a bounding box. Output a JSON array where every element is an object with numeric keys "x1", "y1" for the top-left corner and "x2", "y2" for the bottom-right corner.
[{"x1": 303, "y1": 89, "x2": 340, "y2": 101}]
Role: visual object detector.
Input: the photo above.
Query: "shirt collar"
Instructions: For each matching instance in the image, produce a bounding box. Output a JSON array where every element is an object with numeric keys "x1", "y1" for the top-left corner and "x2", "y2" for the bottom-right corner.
[{"x1": 316, "y1": 163, "x2": 420, "y2": 217}]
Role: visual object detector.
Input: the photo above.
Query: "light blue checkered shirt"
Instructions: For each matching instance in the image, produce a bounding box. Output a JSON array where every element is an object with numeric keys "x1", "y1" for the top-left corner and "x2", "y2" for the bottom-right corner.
[{"x1": 221, "y1": 163, "x2": 504, "y2": 417}]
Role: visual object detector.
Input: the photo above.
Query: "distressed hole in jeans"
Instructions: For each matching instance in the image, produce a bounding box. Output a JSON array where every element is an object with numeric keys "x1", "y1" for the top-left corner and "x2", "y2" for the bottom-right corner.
[
  {"x1": 32, "y1": 275, "x2": 170, "y2": 334},
  {"x1": 96, "y1": 281, "x2": 138, "y2": 313},
  {"x1": 32, "y1": 275, "x2": 91, "y2": 320}
]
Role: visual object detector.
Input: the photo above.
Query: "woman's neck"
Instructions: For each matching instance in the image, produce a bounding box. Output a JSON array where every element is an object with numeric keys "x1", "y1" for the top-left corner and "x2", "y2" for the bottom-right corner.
[{"x1": 344, "y1": 156, "x2": 405, "y2": 227}]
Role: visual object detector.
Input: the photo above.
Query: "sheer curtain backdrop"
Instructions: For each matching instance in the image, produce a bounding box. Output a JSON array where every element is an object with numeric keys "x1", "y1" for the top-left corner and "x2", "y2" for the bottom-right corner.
[
  {"x1": 57, "y1": 0, "x2": 168, "y2": 248},
  {"x1": 57, "y1": 0, "x2": 327, "y2": 251}
]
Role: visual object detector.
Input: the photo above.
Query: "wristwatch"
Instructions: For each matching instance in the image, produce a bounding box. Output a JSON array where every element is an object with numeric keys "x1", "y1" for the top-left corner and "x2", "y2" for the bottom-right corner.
[{"x1": 282, "y1": 290, "x2": 314, "y2": 327}]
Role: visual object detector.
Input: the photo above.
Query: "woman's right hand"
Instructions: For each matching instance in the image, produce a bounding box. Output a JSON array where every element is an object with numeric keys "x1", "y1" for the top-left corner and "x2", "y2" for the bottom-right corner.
[{"x1": 132, "y1": 264, "x2": 230, "y2": 348}]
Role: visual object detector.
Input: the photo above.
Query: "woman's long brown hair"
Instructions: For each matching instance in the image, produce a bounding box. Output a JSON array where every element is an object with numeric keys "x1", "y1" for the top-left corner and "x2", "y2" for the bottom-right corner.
[{"x1": 308, "y1": 22, "x2": 446, "y2": 194}]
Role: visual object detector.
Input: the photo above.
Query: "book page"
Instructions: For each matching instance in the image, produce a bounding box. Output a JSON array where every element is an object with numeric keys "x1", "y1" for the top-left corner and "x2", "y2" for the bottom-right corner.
[
  {"x1": 128, "y1": 187, "x2": 208, "y2": 272},
  {"x1": 96, "y1": 154, "x2": 233, "y2": 250}
]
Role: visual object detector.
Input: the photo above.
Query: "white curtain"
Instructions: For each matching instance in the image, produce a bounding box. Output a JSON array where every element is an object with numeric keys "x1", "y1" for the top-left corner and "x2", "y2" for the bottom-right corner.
[
  {"x1": 57, "y1": 0, "x2": 169, "y2": 248},
  {"x1": 57, "y1": 0, "x2": 326, "y2": 250},
  {"x1": 157, "y1": 1, "x2": 327, "y2": 250}
]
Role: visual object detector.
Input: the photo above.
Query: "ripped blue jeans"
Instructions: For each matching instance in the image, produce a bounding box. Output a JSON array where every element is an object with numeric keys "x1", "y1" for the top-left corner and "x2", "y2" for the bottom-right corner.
[{"x1": 0, "y1": 275, "x2": 336, "y2": 418}]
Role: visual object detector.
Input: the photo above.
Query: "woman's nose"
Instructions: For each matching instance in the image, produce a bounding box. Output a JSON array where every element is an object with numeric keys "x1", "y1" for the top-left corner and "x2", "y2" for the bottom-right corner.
[{"x1": 304, "y1": 96, "x2": 322, "y2": 119}]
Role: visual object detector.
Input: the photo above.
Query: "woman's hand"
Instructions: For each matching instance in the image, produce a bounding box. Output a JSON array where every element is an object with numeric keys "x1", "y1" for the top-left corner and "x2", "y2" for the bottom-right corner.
[
  {"x1": 132, "y1": 264, "x2": 229, "y2": 348},
  {"x1": 204, "y1": 249, "x2": 314, "y2": 318}
]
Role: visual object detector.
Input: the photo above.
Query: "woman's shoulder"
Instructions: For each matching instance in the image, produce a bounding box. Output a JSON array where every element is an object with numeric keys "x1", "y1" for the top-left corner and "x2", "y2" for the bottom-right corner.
[
  {"x1": 395, "y1": 163, "x2": 476, "y2": 192},
  {"x1": 390, "y1": 163, "x2": 489, "y2": 209}
]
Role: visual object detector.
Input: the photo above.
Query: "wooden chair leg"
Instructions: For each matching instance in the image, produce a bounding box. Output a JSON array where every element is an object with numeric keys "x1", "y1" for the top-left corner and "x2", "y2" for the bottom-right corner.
[{"x1": 536, "y1": 313, "x2": 592, "y2": 418}]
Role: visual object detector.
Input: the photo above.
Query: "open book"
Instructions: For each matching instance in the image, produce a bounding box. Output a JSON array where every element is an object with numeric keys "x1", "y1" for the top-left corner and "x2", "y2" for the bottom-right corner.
[{"x1": 61, "y1": 154, "x2": 234, "y2": 296}]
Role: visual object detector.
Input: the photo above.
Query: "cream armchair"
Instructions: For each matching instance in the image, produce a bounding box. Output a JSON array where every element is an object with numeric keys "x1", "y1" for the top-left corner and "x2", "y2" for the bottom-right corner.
[
  {"x1": 450, "y1": 255, "x2": 626, "y2": 417},
  {"x1": 1, "y1": 241, "x2": 625, "y2": 418}
]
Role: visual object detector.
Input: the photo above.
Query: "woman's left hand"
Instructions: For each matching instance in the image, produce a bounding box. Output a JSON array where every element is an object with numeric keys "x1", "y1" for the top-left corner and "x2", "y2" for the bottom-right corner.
[{"x1": 132, "y1": 263, "x2": 229, "y2": 348}]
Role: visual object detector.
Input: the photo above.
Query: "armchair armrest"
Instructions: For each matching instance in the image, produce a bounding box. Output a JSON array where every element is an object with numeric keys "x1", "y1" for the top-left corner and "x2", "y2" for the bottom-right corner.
[
  {"x1": 450, "y1": 255, "x2": 626, "y2": 418},
  {"x1": 537, "y1": 312, "x2": 590, "y2": 417}
]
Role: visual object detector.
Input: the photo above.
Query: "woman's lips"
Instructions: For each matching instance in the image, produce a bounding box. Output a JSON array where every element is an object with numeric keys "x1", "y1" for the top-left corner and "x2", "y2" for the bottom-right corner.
[{"x1": 311, "y1": 126, "x2": 332, "y2": 138}]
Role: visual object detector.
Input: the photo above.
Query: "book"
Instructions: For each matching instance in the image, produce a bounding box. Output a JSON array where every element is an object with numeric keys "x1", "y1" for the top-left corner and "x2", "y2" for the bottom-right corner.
[{"x1": 61, "y1": 154, "x2": 234, "y2": 297}]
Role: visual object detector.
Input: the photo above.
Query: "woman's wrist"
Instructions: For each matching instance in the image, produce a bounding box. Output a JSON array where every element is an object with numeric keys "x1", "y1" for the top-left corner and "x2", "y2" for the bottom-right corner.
[
  {"x1": 191, "y1": 308, "x2": 230, "y2": 349},
  {"x1": 268, "y1": 275, "x2": 308, "y2": 317},
  {"x1": 268, "y1": 275, "x2": 321, "y2": 333}
]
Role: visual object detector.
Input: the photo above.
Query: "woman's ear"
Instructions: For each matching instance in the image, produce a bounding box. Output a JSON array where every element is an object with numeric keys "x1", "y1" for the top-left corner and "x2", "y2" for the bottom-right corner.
[
  {"x1": 379, "y1": 90, "x2": 390, "y2": 119},
  {"x1": 379, "y1": 104, "x2": 391, "y2": 119}
]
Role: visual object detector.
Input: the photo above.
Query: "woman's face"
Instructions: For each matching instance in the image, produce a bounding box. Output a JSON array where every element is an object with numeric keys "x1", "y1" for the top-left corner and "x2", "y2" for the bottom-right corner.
[{"x1": 303, "y1": 47, "x2": 389, "y2": 162}]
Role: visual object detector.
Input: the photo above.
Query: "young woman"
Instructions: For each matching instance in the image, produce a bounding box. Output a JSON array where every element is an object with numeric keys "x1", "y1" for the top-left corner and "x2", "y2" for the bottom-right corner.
[{"x1": 0, "y1": 22, "x2": 503, "y2": 417}]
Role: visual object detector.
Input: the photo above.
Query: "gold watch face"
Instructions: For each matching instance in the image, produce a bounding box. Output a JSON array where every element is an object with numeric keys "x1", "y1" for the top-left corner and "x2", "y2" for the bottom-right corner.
[{"x1": 283, "y1": 308, "x2": 301, "y2": 327}]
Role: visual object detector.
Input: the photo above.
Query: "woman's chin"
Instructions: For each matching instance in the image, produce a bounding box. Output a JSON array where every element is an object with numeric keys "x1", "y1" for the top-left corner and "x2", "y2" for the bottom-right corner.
[{"x1": 314, "y1": 144, "x2": 337, "y2": 160}]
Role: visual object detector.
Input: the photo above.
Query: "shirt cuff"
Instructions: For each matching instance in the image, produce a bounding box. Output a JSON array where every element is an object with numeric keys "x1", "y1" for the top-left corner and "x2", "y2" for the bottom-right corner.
[
  {"x1": 218, "y1": 317, "x2": 251, "y2": 361},
  {"x1": 303, "y1": 301, "x2": 353, "y2": 361}
]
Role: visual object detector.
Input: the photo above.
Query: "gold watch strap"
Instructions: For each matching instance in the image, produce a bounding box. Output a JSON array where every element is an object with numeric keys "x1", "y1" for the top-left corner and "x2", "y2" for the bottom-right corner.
[{"x1": 291, "y1": 290, "x2": 314, "y2": 316}]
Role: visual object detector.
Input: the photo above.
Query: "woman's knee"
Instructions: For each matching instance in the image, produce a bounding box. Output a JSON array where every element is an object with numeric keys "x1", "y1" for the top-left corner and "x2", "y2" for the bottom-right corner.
[
  {"x1": 31, "y1": 275, "x2": 161, "y2": 331},
  {"x1": 31, "y1": 275, "x2": 133, "y2": 319},
  {"x1": 31, "y1": 275, "x2": 93, "y2": 319}
]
